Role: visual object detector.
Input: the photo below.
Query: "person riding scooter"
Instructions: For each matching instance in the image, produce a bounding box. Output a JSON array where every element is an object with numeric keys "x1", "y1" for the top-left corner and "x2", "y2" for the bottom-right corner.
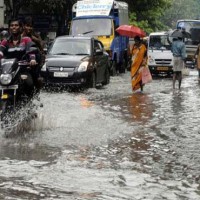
[
  {"x1": 21, "y1": 16, "x2": 44, "y2": 91},
  {"x1": 0, "y1": 18, "x2": 37, "y2": 95}
]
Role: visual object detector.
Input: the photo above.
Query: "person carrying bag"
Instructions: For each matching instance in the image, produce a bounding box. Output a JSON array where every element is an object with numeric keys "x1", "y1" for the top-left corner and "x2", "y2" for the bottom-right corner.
[{"x1": 131, "y1": 36, "x2": 152, "y2": 92}]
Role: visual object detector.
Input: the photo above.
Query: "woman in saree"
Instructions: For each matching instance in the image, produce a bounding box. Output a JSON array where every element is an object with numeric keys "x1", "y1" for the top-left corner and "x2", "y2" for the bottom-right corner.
[{"x1": 130, "y1": 36, "x2": 147, "y2": 91}]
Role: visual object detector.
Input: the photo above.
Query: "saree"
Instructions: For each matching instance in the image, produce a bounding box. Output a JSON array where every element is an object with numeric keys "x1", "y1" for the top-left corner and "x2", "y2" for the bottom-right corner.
[{"x1": 131, "y1": 43, "x2": 147, "y2": 91}]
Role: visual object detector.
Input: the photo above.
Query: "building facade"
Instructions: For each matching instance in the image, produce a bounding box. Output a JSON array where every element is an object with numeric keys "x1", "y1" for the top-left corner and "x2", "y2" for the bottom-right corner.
[{"x1": 0, "y1": 0, "x2": 4, "y2": 28}]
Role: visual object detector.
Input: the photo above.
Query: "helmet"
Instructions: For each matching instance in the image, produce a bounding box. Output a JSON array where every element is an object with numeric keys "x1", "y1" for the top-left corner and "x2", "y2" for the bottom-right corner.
[{"x1": 0, "y1": 30, "x2": 9, "y2": 40}]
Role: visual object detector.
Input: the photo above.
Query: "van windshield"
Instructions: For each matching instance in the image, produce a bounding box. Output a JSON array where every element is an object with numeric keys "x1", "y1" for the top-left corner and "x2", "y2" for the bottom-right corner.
[
  {"x1": 149, "y1": 35, "x2": 171, "y2": 50},
  {"x1": 70, "y1": 18, "x2": 112, "y2": 36}
]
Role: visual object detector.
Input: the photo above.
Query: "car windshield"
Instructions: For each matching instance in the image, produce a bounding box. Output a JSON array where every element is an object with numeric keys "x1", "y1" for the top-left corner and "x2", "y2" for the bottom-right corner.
[
  {"x1": 149, "y1": 35, "x2": 171, "y2": 50},
  {"x1": 49, "y1": 38, "x2": 91, "y2": 55},
  {"x1": 70, "y1": 18, "x2": 112, "y2": 36}
]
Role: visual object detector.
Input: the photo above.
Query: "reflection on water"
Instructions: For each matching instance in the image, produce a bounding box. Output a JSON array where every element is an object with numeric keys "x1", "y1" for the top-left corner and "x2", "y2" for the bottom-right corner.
[
  {"x1": 104, "y1": 92, "x2": 155, "y2": 124},
  {"x1": 1, "y1": 73, "x2": 200, "y2": 199},
  {"x1": 127, "y1": 93, "x2": 154, "y2": 123},
  {"x1": 80, "y1": 96, "x2": 94, "y2": 108},
  {"x1": 171, "y1": 91, "x2": 184, "y2": 116}
]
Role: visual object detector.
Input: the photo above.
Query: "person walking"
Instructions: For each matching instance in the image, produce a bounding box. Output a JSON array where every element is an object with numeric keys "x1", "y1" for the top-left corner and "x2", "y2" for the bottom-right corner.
[
  {"x1": 130, "y1": 36, "x2": 147, "y2": 92},
  {"x1": 171, "y1": 35, "x2": 186, "y2": 89}
]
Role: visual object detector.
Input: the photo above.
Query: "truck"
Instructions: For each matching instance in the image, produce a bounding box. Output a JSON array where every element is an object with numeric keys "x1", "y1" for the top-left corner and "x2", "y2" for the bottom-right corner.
[
  {"x1": 176, "y1": 19, "x2": 200, "y2": 68},
  {"x1": 148, "y1": 31, "x2": 173, "y2": 76},
  {"x1": 70, "y1": 0, "x2": 129, "y2": 75}
]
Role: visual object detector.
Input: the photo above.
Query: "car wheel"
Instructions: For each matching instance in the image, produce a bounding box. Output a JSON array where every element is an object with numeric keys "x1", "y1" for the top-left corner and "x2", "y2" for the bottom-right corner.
[
  {"x1": 89, "y1": 71, "x2": 96, "y2": 88},
  {"x1": 102, "y1": 67, "x2": 110, "y2": 85},
  {"x1": 110, "y1": 60, "x2": 117, "y2": 76}
]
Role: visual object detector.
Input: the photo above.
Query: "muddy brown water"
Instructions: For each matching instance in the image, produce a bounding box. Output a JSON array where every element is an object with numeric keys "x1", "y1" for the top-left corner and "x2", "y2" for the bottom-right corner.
[{"x1": 0, "y1": 70, "x2": 200, "y2": 199}]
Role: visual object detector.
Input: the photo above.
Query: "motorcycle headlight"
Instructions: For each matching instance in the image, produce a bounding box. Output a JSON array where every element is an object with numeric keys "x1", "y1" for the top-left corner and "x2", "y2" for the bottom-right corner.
[
  {"x1": 0, "y1": 74, "x2": 12, "y2": 85},
  {"x1": 78, "y1": 61, "x2": 89, "y2": 72},
  {"x1": 41, "y1": 63, "x2": 47, "y2": 72}
]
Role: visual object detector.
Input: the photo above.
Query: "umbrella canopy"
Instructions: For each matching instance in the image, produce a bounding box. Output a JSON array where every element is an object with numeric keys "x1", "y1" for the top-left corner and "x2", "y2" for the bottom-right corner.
[
  {"x1": 169, "y1": 29, "x2": 191, "y2": 39},
  {"x1": 116, "y1": 25, "x2": 146, "y2": 38}
]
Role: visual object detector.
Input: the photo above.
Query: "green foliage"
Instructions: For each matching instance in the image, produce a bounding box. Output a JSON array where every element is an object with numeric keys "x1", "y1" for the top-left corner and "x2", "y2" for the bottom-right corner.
[
  {"x1": 125, "y1": 0, "x2": 173, "y2": 34},
  {"x1": 29, "y1": 0, "x2": 67, "y2": 14},
  {"x1": 129, "y1": 13, "x2": 153, "y2": 34},
  {"x1": 161, "y1": 0, "x2": 200, "y2": 29},
  {"x1": 9, "y1": 0, "x2": 200, "y2": 36}
]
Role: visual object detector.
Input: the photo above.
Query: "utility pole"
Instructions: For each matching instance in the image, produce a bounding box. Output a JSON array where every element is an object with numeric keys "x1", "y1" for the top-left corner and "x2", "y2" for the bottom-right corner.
[{"x1": 0, "y1": 0, "x2": 4, "y2": 27}]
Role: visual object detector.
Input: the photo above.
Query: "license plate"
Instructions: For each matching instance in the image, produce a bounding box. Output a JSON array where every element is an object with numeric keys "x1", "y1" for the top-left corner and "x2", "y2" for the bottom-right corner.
[
  {"x1": 157, "y1": 67, "x2": 169, "y2": 71},
  {"x1": 54, "y1": 72, "x2": 68, "y2": 77},
  {"x1": 0, "y1": 85, "x2": 18, "y2": 90}
]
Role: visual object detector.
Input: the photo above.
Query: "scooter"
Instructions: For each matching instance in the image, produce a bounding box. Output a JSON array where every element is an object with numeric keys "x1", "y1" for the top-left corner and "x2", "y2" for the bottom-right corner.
[{"x1": 0, "y1": 46, "x2": 38, "y2": 121}]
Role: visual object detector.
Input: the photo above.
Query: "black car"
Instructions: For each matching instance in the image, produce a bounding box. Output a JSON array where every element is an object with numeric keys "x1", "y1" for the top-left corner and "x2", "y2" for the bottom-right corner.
[{"x1": 41, "y1": 35, "x2": 110, "y2": 88}]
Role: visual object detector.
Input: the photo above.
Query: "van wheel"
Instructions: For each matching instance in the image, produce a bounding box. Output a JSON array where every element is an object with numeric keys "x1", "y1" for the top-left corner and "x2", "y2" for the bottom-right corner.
[
  {"x1": 110, "y1": 60, "x2": 117, "y2": 76},
  {"x1": 103, "y1": 68, "x2": 110, "y2": 85}
]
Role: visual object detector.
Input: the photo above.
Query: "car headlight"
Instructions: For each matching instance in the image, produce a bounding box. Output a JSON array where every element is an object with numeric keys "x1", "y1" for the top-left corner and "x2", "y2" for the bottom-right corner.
[
  {"x1": 78, "y1": 61, "x2": 89, "y2": 72},
  {"x1": 41, "y1": 63, "x2": 47, "y2": 71},
  {"x1": 0, "y1": 74, "x2": 12, "y2": 85}
]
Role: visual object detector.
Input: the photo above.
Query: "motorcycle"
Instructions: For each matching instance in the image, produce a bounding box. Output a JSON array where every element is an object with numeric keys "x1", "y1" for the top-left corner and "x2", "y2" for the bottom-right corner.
[{"x1": 0, "y1": 46, "x2": 39, "y2": 124}]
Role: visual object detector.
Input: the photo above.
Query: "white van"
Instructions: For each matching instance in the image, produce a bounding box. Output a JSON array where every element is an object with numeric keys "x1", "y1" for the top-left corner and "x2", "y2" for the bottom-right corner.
[{"x1": 148, "y1": 31, "x2": 173, "y2": 76}]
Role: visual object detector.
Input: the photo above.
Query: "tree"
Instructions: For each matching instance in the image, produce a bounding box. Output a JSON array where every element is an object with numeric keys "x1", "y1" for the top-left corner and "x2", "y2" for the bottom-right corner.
[
  {"x1": 124, "y1": 0, "x2": 173, "y2": 33},
  {"x1": 4, "y1": 0, "x2": 174, "y2": 35},
  {"x1": 4, "y1": 0, "x2": 75, "y2": 35},
  {"x1": 4, "y1": 0, "x2": 30, "y2": 18},
  {"x1": 161, "y1": 0, "x2": 200, "y2": 29}
]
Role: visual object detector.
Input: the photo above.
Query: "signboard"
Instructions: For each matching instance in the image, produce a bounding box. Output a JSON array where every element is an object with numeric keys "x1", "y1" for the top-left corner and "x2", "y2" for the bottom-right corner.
[{"x1": 76, "y1": 0, "x2": 114, "y2": 17}]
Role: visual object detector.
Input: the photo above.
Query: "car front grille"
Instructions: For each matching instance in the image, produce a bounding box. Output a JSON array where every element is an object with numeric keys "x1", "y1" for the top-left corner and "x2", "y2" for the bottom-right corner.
[
  {"x1": 48, "y1": 66, "x2": 75, "y2": 72},
  {"x1": 155, "y1": 59, "x2": 172, "y2": 65}
]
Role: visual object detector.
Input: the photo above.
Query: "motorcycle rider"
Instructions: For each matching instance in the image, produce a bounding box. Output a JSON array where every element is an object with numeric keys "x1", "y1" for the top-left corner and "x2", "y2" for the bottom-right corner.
[
  {"x1": 21, "y1": 16, "x2": 44, "y2": 90},
  {"x1": 0, "y1": 18, "x2": 37, "y2": 96}
]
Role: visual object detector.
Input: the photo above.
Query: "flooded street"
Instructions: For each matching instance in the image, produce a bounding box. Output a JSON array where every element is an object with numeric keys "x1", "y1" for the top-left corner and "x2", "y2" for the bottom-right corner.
[{"x1": 1, "y1": 70, "x2": 200, "y2": 199}]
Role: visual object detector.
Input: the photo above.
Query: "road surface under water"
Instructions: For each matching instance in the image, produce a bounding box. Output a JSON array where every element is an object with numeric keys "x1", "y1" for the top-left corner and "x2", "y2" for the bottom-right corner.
[{"x1": 0, "y1": 70, "x2": 200, "y2": 199}]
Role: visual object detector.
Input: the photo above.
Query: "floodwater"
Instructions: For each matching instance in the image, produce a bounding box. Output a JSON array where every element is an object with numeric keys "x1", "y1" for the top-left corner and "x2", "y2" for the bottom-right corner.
[{"x1": 0, "y1": 70, "x2": 200, "y2": 199}]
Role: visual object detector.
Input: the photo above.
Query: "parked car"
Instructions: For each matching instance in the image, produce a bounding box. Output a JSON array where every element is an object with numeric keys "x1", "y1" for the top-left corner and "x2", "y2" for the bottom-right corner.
[{"x1": 41, "y1": 35, "x2": 110, "y2": 88}]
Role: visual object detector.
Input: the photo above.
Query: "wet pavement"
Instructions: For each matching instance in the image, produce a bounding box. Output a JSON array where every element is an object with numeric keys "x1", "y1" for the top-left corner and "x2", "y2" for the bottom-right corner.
[{"x1": 0, "y1": 69, "x2": 200, "y2": 199}]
